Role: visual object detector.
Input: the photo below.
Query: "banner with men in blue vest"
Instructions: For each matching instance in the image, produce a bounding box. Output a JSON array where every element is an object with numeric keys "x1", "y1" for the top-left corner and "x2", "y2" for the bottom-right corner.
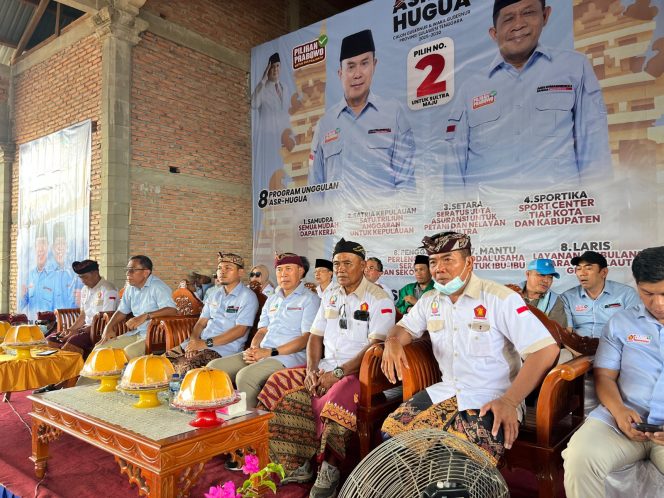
[{"x1": 251, "y1": 0, "x2": 662, "y2": 291}]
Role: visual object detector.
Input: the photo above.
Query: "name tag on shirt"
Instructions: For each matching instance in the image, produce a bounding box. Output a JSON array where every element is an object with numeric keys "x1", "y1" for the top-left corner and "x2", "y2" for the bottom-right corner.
[
  {"x1": 470, "y1": 321, "x2": 490, "y2": 332},
  {"x1": 627, "y1": 334, "x2": 651, "y2": 344},
  {"x1": 226, "y1": 306, "x2": 239, "y2": 313},
  {"x1": 604, "y1": 303, "x2": 622, "y2": 309}
]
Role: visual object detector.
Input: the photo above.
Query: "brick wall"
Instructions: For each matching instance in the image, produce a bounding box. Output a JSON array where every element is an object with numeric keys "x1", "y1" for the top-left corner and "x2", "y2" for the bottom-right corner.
[
  {"x1": 7, "y1": 1, "x2": 348, "y2": 309},
  {"x1": 130, "y1": 31, "x2": 253, "y2": 287},
  {"x1": 143, "y1": 0, "x2": 291, "y2": 53},
  {"x1": 10, "y1": 34, "x2": 101, "y2": 310}
]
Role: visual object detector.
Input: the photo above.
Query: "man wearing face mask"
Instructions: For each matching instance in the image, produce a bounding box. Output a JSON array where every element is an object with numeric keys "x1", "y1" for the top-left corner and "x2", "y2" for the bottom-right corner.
[{"x1": 381, "y1": 231, "x2": 559, "y2": 464}]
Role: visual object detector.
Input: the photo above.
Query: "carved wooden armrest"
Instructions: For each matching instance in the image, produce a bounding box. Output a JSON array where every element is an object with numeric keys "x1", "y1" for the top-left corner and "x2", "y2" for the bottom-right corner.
[
  {"x1": 535, "y1": 355, "x2": 592, "y2": 445},
  {"x1": 558, "y1": 355, "x2": 593, "y2": 381},
  {"x1": 359, "y1": 343, "x2": 394, "y2": 408},
  {"x1": 401, "y1": 338, "x2": 439, "y2": 400}
]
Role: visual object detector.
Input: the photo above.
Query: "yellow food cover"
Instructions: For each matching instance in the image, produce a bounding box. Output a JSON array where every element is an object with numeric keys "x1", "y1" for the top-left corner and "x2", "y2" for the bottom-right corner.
[
  {"x1": 118, "y1": 354, "x2": 175, "y2": 389},
  {"x1": 0, "y1": 321, "x2": 10, "y2": 341},
  {"x1": 2, "y1": 324, "x2": 45, "y2": 347},
  {"x1": 175, "y1": 368, "x2": 235, "y2": 407},
  {"x1": 81, "y1": 348, "x2": 128, "y2": 377}
]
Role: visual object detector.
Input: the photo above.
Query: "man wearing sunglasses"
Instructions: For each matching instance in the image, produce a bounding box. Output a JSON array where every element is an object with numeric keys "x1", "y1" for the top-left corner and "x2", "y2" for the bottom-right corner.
[
  {"x1": 96, "y1": 255, "x2": 176, "y2": 358},
  {"x1": 257, "y1": 238, "x2": 395, "y2": 495}
]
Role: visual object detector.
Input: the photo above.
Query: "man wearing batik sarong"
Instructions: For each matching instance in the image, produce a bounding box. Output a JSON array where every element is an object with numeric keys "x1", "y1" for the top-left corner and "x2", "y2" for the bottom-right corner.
[
  {"x1": 257, "y1": 238, "x2": 395, "y2": 498},
  {"x1": 381, "y1": 231, "x2": 559, "y2": 464}
]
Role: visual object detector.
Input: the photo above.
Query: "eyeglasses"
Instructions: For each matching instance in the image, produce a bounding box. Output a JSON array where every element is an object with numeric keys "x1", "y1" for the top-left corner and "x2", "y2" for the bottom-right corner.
[
  {"x1": 249, "y1": 272, "x2": 261, "y2": 278},
  {"x1": 125, "y1": 267, "x2": 148, "y2": 273}
]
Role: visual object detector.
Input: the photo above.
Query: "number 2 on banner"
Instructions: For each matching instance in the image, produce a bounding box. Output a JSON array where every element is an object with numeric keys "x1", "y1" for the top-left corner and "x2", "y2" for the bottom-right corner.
[
  {"x1": 407, "y1": 37, "x2": 454, "y2": 111},
  {"x1": 415, "y1": 54, "x2": 446, "y2": 98}
]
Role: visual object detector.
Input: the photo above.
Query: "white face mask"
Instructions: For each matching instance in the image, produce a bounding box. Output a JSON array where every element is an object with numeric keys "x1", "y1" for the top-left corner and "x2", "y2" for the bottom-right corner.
[{"x1": 433, "y1": 262, "x2": 470, "y2": 295}]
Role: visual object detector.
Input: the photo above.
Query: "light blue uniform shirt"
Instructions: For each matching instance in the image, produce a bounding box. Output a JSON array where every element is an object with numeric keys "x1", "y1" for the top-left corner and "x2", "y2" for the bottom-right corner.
[
  {"x1": 589, "y1": 305, "x2": 664, "y2": 431},
  {"x1": 197, "y1": 283, "x2": 258, "y2": 357},
  {"x1": 257, "y1": 282, "x2": 320, "y2": 368},
  {"x1": 53, "y1": 266, "x2": 79, "y2": 309},
  {"x1": 561, "y1": 280, "x2": 641, "y2": 338},
  {"x1": 309, "y1": 92, "x2": 416, "y2": 199},
  {"x1": 444, "y1": 45, "x2": 610, "y2": 189},
  {"x1": 20, "y1": 262, "x2": 56, "y2": 319},
  {"x1": 118, "y1": 274, "x2": 175, "y2": 337}
]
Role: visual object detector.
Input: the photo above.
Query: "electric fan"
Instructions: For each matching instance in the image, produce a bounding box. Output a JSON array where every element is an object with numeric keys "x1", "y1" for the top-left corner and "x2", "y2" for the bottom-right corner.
[{"x1": 339, "y1": 429, "x2": 509, "y2": 498}]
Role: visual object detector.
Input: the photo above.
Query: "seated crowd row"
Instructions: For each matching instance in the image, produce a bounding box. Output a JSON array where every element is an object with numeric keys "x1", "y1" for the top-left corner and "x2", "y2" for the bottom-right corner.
[{"x1": 44, "y1": 232, "x2": 664, "y2": 498}]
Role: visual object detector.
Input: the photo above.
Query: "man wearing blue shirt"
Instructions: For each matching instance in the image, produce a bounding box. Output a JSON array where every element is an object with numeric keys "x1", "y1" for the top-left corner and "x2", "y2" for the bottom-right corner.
[
  {"x1": 519, "y1": 258, "x2": 566, "y2": 328},
  {"x1": 309, "y1": 29, "x2": 416, "y2": 201},
  {"x1": 167, "y1": 253, "x2": 258, "y2": 375},
  {"x1": 20, "y1": 223, "x2": 56, "y2": 320},
  {"x1": 563, "y1": 246, "x2": 664, "y2": 498},
  {"x1": 561, "y1": 251, "x2": 640, "y2": 339},
  {"x1": 97, "y1": 255, "x2": 176, "y2": 358},
  {"x1": 444, "y1": 0, "x2": 610, "y2": 191},
  {"x1": 51, "y1": 221, "x2": 79, "y2": 309},
  {"x1": 207, "y1": 252, "x2": 320, "y2": 408}
]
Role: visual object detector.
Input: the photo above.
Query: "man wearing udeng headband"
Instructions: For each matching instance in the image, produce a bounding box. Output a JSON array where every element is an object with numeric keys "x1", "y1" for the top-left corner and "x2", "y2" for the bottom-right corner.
[{"x1": 444, "y1": 0, "x2": 610, "y2": 190}]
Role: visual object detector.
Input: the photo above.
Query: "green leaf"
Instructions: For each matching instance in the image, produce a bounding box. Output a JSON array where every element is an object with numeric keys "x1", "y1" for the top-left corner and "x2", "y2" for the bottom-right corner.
[{"x1": 264, "y1": 481, "x2": 277, "y2": 493}]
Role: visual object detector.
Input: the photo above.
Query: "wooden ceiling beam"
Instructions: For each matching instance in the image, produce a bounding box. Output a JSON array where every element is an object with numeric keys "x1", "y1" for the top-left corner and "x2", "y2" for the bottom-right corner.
[{"x1": 11, "y1": 0, "x2": 50, "y2": 63}]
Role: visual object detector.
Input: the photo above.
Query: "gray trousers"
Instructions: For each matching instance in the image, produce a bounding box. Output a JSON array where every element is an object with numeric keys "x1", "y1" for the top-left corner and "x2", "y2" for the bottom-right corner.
[
  {"x1": 563, "y1": 418, "x2": 664, "y2": 498},
  {"x1": 206, "y1": 353, "x2": 285, "y2": 409}
]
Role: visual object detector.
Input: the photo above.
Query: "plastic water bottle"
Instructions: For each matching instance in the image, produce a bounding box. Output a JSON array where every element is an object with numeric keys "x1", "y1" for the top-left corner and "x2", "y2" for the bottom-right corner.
[{"x1": 168, "y1": 373, "x2": 181, "y2": 410}]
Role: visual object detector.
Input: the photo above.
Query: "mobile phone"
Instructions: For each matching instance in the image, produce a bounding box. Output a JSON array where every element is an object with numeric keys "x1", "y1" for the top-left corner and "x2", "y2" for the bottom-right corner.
[
  {"x1": 36, "y1": 350, "x2": 58, "y2": 357},
  {"x1": 633, "y1": 423, "x2": 662, "y2": 433}
]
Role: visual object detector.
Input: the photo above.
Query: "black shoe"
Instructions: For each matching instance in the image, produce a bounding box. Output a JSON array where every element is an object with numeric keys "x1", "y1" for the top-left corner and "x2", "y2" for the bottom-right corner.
[{"x1": 33, "y1": 384, "x2": 57, "y2": 394}]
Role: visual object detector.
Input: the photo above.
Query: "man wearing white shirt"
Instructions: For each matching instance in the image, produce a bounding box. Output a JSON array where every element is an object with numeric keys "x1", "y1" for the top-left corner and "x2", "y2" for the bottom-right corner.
[
  {"x1": 257, "y1": 238, "x2": 395, "y2": 495},
  {"x1": 381, "y1": 231, "x2": 558, "y2": 464}
]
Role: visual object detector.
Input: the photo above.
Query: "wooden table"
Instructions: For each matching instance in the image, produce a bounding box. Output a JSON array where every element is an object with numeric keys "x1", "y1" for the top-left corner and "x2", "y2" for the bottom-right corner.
[{"x1": 28, "y1": 393, "x2": 273, "y2": 497}]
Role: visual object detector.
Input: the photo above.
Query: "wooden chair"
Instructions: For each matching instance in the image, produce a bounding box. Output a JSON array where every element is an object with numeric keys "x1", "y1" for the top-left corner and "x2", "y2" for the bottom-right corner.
[
  {"x1": 172, "y1": 288, "x2": 204, "y2": 316},
  {"x1": 54, "y1": 308, "x2": 81, "y2": 333},
  {"x1": 89, "y1": 311, "x2": 130, "y2": 345},
  {"x1": 358, "y1": 307, "x2": 594, "y2": 498},
  {"x1": 147, "y1": 316, "x2": 200, "y2": 353}
]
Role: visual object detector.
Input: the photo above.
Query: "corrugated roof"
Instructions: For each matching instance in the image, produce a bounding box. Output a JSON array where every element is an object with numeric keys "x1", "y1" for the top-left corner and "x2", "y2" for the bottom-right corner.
[{"x1": 0, "y1": 0, "x2": 35, "y2": 65}]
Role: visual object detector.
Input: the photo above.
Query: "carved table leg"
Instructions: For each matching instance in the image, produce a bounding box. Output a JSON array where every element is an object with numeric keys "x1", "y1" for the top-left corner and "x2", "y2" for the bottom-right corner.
[
  {"x1": 30, "y1": 422, "x2": 61, "y2": 478},
  {"x1": 255, "y1": 438, "x2": 270, "y2": 468},
  {"x1": 116, "y1": 456, "x2": 208, "y2": 498}
]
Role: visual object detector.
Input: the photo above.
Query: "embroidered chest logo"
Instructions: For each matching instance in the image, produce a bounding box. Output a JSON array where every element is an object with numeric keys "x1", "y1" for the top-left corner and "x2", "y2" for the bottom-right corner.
[
  {"x1": 269, "y1": 301, "x2": 280, "y2": 313},
  {"x1": 472, "y1": 90, "x2": 496, "y2": 110},
  {"x1": 329, "y1": 295, "x2": 337, "y2": 306},
  {"x1": 431, "y1": 300, "x2": 440, "y2": 316},
  {"x1": 474, "y1": 305, "x2": 487, "y2": 320},
  {"x1": 627, "y1": 334, "x2": 652, "y2": 344},
  {"x1": 360, "y1": 302, "x2": 369, "y2": 312},
  {"x1": 324, "y1": 128, "x2": 340, "y2": 144},
  {"x1": 575, "y1": 304, "x2": 589, "y2": 312}
]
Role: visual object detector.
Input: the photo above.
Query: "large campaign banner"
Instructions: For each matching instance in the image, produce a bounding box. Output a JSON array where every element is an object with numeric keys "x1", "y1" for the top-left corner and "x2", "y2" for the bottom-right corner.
[
  {"x1": 17, "y1": 120, "x2": 91, "y2": 320},
  {"x1": 251, "y1": 0, "x2": 663, "y2": 292}
]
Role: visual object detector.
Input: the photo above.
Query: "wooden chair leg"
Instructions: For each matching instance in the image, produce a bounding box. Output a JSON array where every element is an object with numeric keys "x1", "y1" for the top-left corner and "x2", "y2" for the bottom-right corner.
[
  {"x1": 535, "y1": 450, "x2": 558, "y2": 498},
  {"x1": 357, "y1": 418, "x2": 371, "y2": 459}
]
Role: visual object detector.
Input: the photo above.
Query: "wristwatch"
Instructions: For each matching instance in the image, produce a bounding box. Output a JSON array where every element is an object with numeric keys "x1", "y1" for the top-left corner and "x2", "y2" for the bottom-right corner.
[
  {"x1": 271, "y1": 347, "x2": 279, "y2": 356},
  {"x1": 206, "y1": 338, "x2": 214, "y2": 348},
  {"x1": 333, "y1": 366, "x2": 345, "y2": 379}
]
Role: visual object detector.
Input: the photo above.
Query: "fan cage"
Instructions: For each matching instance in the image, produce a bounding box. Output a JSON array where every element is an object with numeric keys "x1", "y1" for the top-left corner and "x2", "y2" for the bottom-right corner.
[{"x1": 339, "y1": 429, "x2": 509, "y2": 498}]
